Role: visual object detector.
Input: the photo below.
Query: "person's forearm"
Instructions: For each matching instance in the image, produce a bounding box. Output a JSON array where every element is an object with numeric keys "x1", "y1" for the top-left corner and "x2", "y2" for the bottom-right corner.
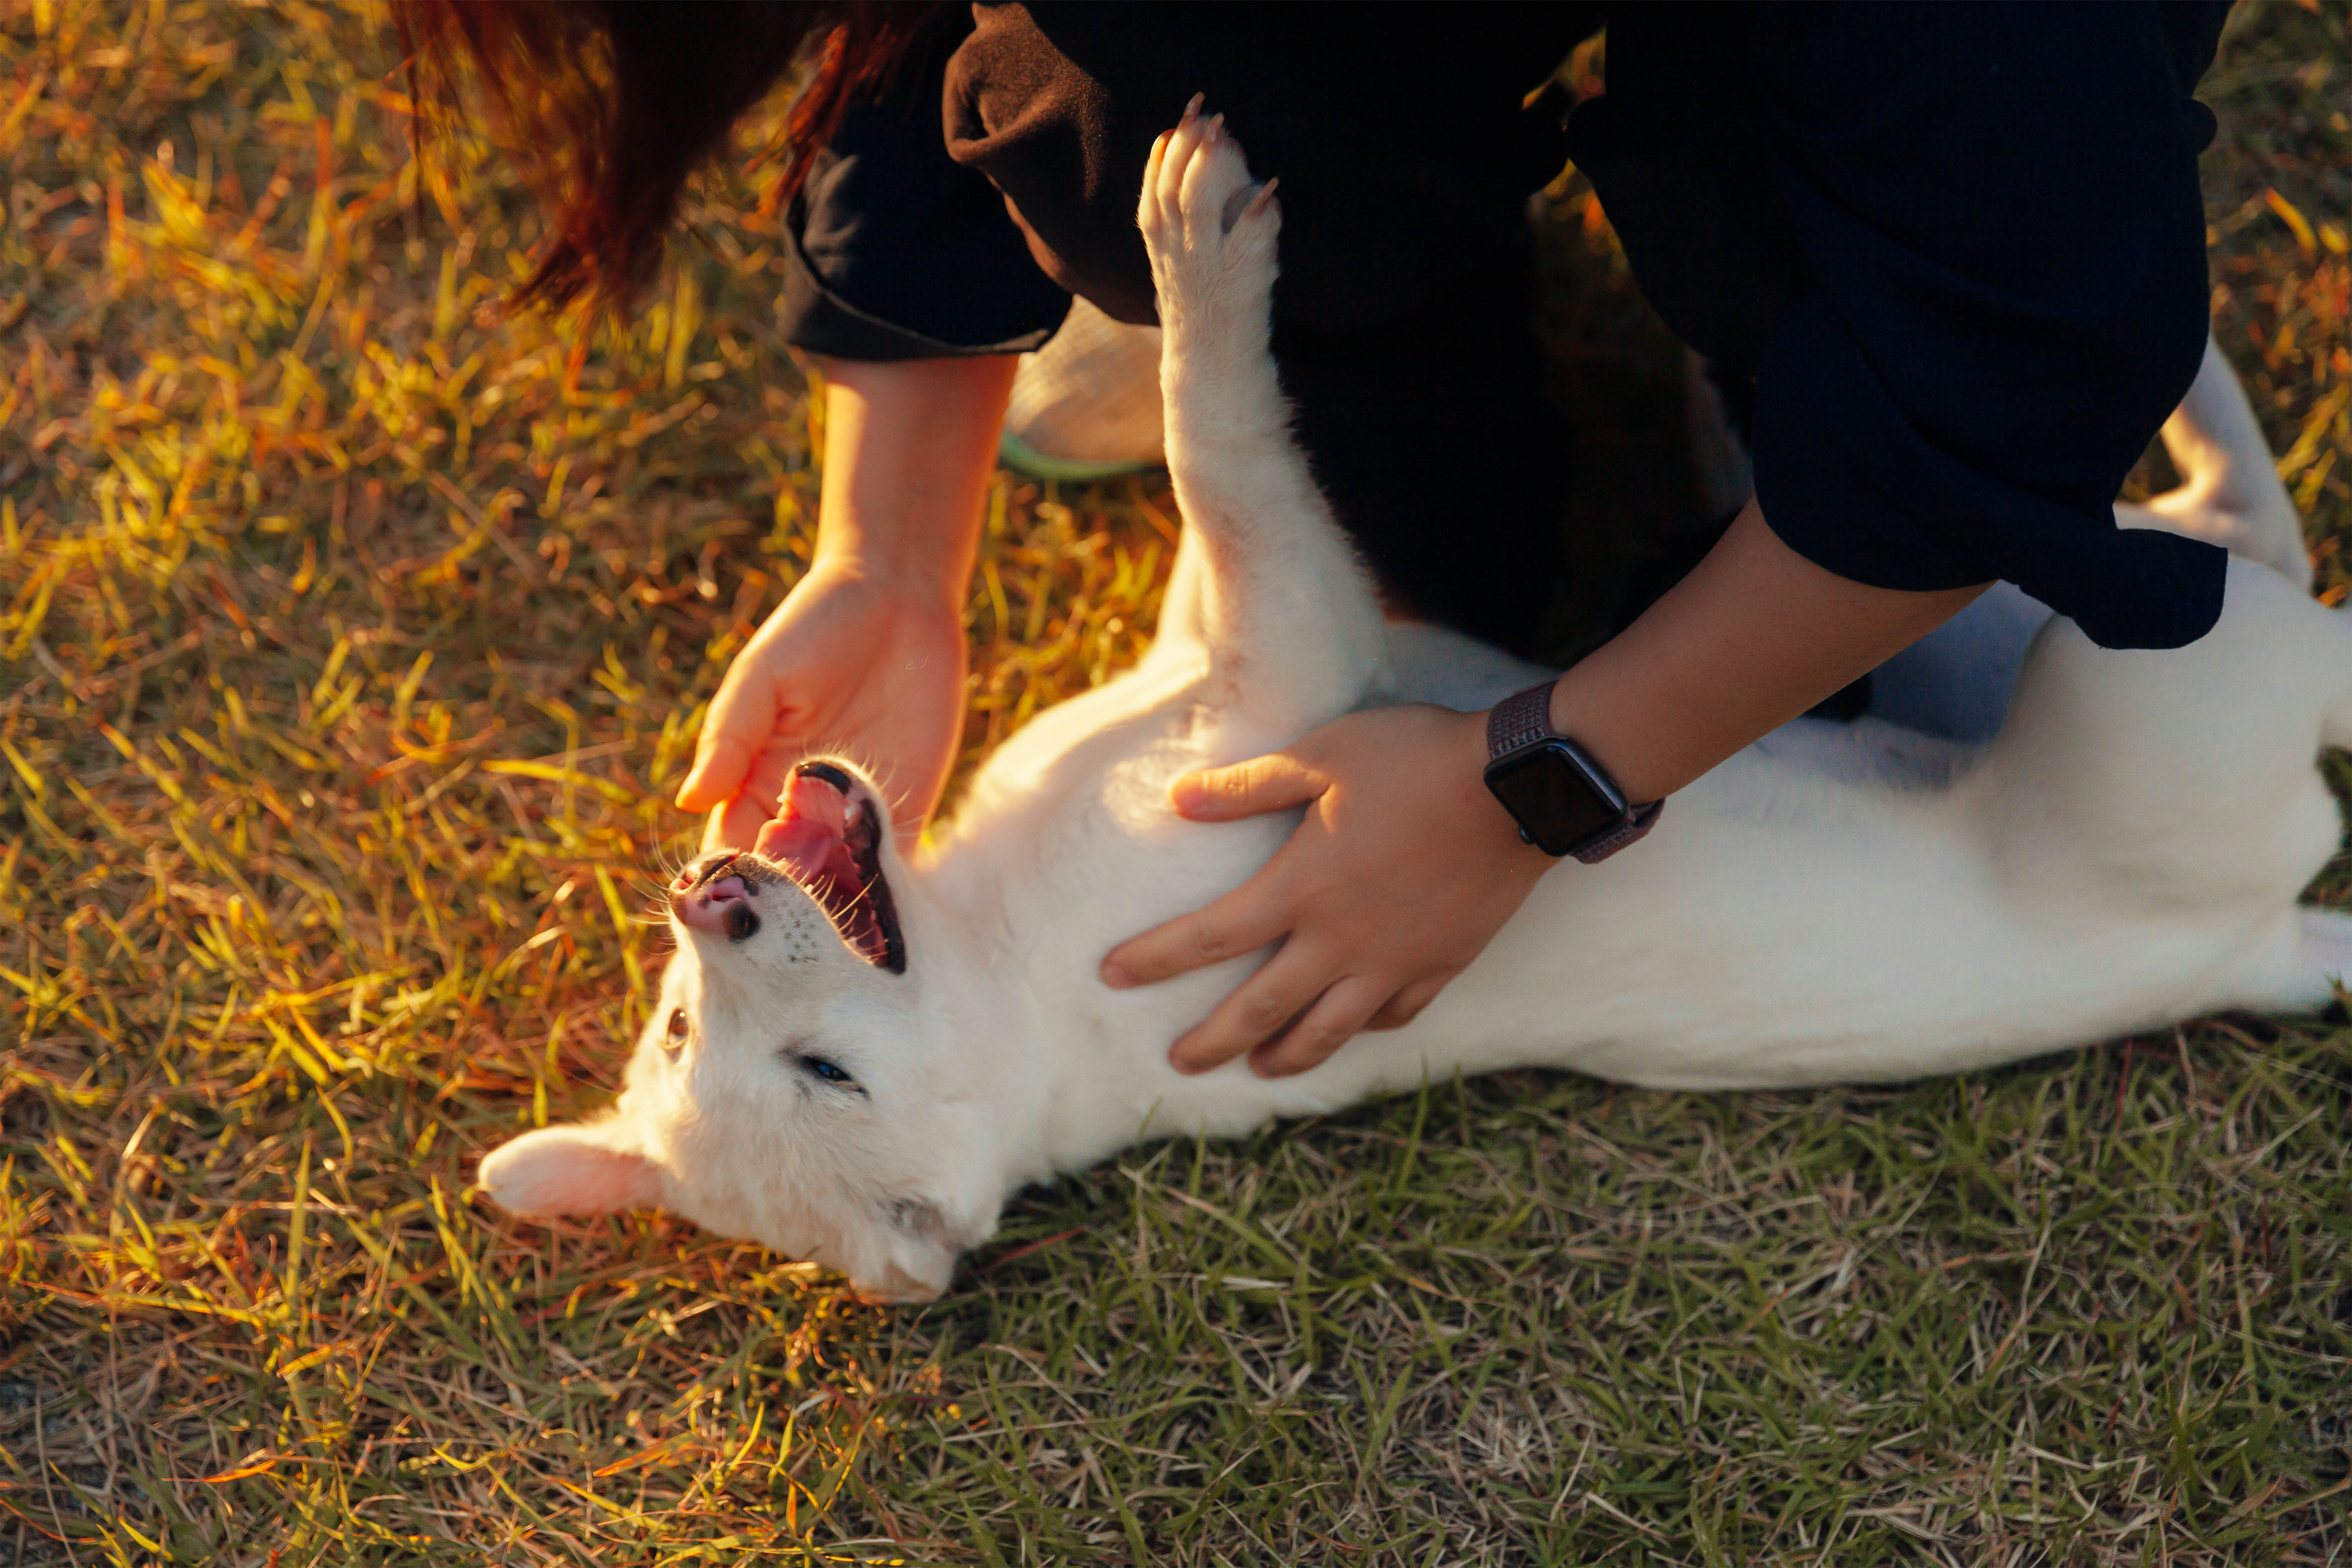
[
  {"x1": 1549, "y1": 499, "x2": 1990, "y2": 802},
  {"x1": 810, "y1": 355, "x2": 1020, "y2": 606}
]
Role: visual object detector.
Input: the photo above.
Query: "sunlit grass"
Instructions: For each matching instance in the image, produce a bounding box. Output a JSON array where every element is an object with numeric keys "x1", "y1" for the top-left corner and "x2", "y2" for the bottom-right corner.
[{"x1": 3, "y1": 1, "x2": 2348, "y2": 1563}]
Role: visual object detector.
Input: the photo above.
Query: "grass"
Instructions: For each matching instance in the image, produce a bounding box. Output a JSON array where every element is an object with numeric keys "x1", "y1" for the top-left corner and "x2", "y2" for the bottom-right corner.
[{"x1": 2, "y1": 1, "x2": 2348, "y2": 1563}]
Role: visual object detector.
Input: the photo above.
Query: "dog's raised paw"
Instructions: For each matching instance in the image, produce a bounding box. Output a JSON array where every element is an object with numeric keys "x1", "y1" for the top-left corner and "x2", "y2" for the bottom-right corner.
[{"x1": 1138, "y1": 96, "x2": 1280, "y2": 325}]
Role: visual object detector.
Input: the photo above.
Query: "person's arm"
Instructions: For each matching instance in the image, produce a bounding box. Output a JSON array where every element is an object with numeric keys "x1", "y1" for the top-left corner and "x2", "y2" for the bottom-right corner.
[
  {"x1": 678, "y1": 354, "x2": 1017, "y2": 848},
  {"x1": 1532, "y1": 498, "x2": 1989, "y2": 803},
  {"x1": 1099, "y1": 499, "x2": 1988, "y2": 1078}
]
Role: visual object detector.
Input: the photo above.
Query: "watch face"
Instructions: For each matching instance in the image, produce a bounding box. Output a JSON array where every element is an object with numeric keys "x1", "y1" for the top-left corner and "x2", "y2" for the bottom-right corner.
[{"x1": 1485, "y1": 740, "x2": 1628, "y2": 857}]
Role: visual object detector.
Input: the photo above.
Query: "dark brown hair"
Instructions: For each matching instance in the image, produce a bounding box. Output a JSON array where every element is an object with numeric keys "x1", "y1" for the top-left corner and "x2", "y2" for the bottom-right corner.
[{"x1": 393, "y1": 1, "x2": 944, "y2": 312}]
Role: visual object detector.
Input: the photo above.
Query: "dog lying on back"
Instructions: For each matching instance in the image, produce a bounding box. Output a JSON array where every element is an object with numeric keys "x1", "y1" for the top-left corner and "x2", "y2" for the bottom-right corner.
[{"x1": 482, "y1": 106, "x2": 2346, "y2": 1303}]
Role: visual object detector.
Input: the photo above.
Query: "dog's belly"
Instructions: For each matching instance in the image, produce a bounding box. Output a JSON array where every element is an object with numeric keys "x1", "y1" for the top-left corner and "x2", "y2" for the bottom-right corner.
[
  {"x1": 1091, "y1": 747, "x2": 2301, "y2": 1152},
  {"x1": 966, "y1": 563, "x2": 2345, "y2": 1165},
  {"x1": 998, "y1": 663, "x2": 2032, "y2": 1139},
  {"x1": 1405, "y1": 780, "x2": 2255, "y2": 1090}
]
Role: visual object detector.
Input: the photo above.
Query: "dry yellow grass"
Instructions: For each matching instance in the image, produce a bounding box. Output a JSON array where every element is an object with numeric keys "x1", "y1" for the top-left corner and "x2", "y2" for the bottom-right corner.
[{"x1": 3, "y1": 2, "x2": 2348, "y2": 1564}]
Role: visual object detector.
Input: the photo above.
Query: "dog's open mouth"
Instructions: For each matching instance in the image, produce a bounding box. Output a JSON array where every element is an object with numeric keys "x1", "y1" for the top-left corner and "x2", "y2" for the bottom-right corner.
[{"x1": 737, "y1": 762, "x2": 906, "y2": 973}]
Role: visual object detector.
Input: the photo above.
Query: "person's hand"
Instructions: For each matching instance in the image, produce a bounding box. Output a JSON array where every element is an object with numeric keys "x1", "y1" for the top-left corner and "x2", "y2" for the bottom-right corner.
[
  {"x1": 676, "y1": 560, "x2": 965, "y2": 850},
  {"x1": 677, "y1": 354, "x2": 1013, "y2": 850},
  {"x1": 1099, "y1": 704, "x2": 1553, "y2": 1078}
]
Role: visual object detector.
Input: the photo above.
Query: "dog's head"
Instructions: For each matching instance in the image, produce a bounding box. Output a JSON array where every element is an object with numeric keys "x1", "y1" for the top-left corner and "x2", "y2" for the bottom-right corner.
[{"x1": 477, "y1": 761, "x2": 997, "y2": 1301}]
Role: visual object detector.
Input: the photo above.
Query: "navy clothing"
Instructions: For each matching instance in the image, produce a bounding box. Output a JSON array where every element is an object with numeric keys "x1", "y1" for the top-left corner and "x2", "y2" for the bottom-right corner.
[
  {"x1": 780, "y1": 2, "x2": 2233, "y2": 653},
  {"x1": 784, "y1": 15, "x2": 1073, "y2": 359}
]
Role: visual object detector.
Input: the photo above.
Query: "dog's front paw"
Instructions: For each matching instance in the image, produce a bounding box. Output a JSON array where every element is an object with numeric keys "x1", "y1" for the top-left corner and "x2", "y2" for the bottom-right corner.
[{"x1": 1138, "y1": 95, "x2": 1280, "y2": 343}]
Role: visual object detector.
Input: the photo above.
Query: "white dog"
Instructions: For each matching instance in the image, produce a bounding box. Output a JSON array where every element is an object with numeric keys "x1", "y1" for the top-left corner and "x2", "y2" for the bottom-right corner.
[{"x1": 482, "y1": 110, "x2": 2348, "y2": 1302}]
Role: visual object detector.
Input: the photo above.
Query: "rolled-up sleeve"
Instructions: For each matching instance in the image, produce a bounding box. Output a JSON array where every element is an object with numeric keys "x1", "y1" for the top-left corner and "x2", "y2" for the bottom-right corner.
[
  {"x1": 779, "y1": 18, "x2": 1071, "y2": 360},
  {"x1": 1746, "y1": 5, "x2": 2224, "y2": 649},
  {"x1": 1582, "y1": 3, "x2": 2231, "y2": 651}
]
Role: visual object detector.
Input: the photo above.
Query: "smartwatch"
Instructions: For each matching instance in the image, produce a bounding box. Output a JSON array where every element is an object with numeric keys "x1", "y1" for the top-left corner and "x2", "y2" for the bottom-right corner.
[{"x1": 1482, "y1": 680, "x2": 1663, "y2": 862}]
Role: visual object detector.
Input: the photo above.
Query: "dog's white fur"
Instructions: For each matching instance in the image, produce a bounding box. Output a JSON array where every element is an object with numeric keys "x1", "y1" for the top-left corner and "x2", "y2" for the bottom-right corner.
[{"x1": 482, "y1": 116, "x2": 2348, "y2": 1303}]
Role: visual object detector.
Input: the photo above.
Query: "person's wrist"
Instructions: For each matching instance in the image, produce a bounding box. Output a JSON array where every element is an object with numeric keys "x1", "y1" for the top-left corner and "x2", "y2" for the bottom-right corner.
[
  {"x1": 801, "y1": 546, "x2": 968, "y2": 621},
  {"x1": 1541, "y1": 670, "x2": 1674, "y2": 805},
  {"x1": 1452, "y1": 706, "x2": 1553, "y2": 865}
]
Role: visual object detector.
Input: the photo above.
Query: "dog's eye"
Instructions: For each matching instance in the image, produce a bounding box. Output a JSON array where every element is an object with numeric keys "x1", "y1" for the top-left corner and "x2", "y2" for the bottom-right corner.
[
  {"x1": 801, "y1": 1055, "x2": 854, "y2": 1086},
  {"x1": 663, "y1": 1008, "x2": 689, "y2": 1061}
]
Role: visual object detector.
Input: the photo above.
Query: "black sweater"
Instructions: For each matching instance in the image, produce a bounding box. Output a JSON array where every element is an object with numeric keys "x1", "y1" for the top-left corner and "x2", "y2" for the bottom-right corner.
[{"x1": 780, "y1": 2, "x2": 2233, "y2": 654}]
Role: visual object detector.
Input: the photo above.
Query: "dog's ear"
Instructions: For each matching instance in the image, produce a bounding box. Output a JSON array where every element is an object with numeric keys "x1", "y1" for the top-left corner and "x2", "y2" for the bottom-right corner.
[
  {"x1": 886, "y1": 1196, "x2": 956, "y2": 1247},
  {"x1": 864, "y1": 1196, "x2": 963, "y2": 1303},
  {"x1": 479, "y1": 1122, "x2": 662, "y2": 1215}
]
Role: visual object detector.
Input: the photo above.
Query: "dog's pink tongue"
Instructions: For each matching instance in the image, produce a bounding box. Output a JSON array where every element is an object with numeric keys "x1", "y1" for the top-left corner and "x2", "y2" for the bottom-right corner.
[{"x1": 754, "y1": 773, "x2": 850, "y2": 880}]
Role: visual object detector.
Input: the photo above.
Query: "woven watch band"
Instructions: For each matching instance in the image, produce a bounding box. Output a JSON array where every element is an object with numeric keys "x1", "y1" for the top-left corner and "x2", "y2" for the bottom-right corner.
[
  {"x1": 1565, "y1": 798, "x2": 1665, "y2": 865},
  {"x1": 1485, "y1": 680, "x2": 1561, "y2": 761},
  {"x1": 1485, "y1": 680, "x2": 1664, "y2": 865}
]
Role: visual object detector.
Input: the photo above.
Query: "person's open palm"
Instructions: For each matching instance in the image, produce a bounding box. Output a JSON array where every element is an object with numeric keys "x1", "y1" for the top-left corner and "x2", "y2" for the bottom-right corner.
[{"x1": 676, "y1": 561, "x2": 965, "y2": 850}]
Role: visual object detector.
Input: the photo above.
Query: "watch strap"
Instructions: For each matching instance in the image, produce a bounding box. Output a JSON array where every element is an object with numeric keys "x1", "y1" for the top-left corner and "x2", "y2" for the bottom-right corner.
[
  {"x1": 1486, "y1": 679, "x2": 1561, "y2": 761},
  {"x1": 1486, "y1": 678, "x2": 1664, "y2": 864},
  {"x1": 1566, "y1": 797, "x2": 1664, "y2": 865}
]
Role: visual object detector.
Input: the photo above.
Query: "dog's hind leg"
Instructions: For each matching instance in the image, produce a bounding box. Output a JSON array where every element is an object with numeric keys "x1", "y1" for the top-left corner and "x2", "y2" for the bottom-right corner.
[
  {"x1": 1139, "y1": 102, "x2": 1388, "y2": 737},
  {"x1": 1983, "y1": 559, "x2": 2352, "y2": 930},
  {"x1": 2284, "y1": 908, "x2": 2352, "y2": 1011},
  {"x1": 2216, "y1": 907, "x2": 2352, "y2": 1017},
  {"x1": 2116, "y1": 333, "x2": 2312, "y2": 590}
]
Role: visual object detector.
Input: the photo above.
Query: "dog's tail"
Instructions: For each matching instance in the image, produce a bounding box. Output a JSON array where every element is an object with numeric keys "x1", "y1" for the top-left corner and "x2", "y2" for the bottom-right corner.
[{"x1": 2115, "y1": 333, "x2": 2312, "y2": 590}]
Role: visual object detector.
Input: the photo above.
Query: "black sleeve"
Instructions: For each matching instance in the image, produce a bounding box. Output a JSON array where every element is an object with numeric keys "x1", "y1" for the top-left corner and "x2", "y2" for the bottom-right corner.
[
  {"x1": 1745, "y1": 4, "x2": 2226, "y2": 651},
  {"x1": 779, "y1": 16, "x2": 1071, "y2": 360},
  {"x1": 1582, "y1": 2, "x2": 2231, "y2": 651}
]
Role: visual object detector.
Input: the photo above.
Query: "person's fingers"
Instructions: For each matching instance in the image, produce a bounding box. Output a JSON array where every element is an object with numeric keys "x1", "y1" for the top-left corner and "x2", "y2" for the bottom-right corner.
[
  {"x1": 1100, "y1": 861, "x2": 1292, "y2": 990},
  {"x1": 703, "y1": 784, "x2": 777, "y2": 854},
  {"x1": 676, "y1": 671, "x2": 777, "y2": 812},
  {"x1": 700, "y1": 742, "x2": 786, "y2": 852},
  {"x1": 1362, "y1": 971, "x2": 1456, "y2": 1032},
  {"x1": 1250, "y1": 975, "x2": 1387, "y2": 1078},
  {"x1": 1166, "y1": 941, "x2": 1337, "y2": 1075},
  {"x1": 1169, "y1": 751, "x2": 1327, "y2": 821}
]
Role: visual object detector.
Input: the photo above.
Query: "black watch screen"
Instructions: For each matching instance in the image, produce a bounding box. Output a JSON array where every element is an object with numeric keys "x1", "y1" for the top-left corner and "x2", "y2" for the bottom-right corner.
[{"x1": 1484, "y1": 740, "x2": 1629, "y2": 858}]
